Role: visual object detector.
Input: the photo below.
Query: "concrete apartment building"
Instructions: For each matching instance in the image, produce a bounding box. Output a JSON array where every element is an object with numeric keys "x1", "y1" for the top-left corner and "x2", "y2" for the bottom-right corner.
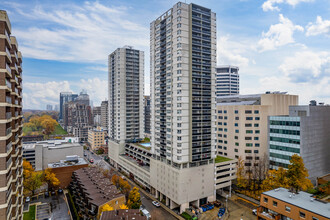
[
  {"x1": 108, "y1": 46, "x2": 144, "y2": 143},
  {"x1": 269, "y1": 104, "x2": 330, "y2": 184},
  {"x1": 149, "y1": 2, "x2": 217, "y2": 212},
  {"x1": 69, "y1": 167, "x2": 126, "y2": 219},
  {"x1": 23, "y1": 139, "x2": 83, "y2": 170},
  {"x1": 0, "y1": 10, "x2": 24, "y2": 220},
  {"x1": 59, "y1": 92, "x2": 78, "y2": 120},
  {"x1": 88, "y1": 127, "x2": 106, "y2": 150},
  {"x1": 101, "y1": 100, "x2": 108, "y2": 130},
  {"x1": 257, "y1": 188, "x2": 330, "y2": 220},
  {"x1": 216, "y1": 65, "x2": 239, "y2": 96},
  {"x1": 144, "y1": 96, "x2": 151, "y2": 136},
  {"x1": 216, "y1": 92, "x2": 298, "y2": 166}
]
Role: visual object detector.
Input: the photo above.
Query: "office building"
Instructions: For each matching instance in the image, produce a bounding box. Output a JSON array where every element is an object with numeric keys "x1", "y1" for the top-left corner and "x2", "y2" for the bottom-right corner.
[
  {"x1": 69, "y1": 167, "x2": 126, "y2": 219},
  {"x1": 216, "y1": 92, "x2": 298, "y2": 165},
  {"x1": 101, "y1": 100, "x2": 109, "y2": 130},
  {"x1": 108, "y1": 46, "x2": 144, "y2": 143},
  {"x1": 46, "y1": 104, "x2": 53, "y2": 111},
  {"x1": 0, "y1": 10, "x2": 24, "y2": 220},
  {"x1": 59, "y1": 92, "x2": 78, "y2": 120},
  {"x1": 23, "y1": 139, "x2": 83, "y2": 170},
  {"x1": 88, "y1": 127, "x2": 106, "y2": 150},
  {"x1": 216, "y1": 65, "x2": 239, "y2": 96},
  {"x1": 257, "y1": 188, "x2": 330, "y2": 220},
  {"x1": 144, "y1": 95, "x2": 151, "y2": 135},
  {"x1": 269, "y1": 104, "x2": 330, "y2": 183},
  {"x1": 149, "y1": 2, "x2": 217, "y2": 212}
]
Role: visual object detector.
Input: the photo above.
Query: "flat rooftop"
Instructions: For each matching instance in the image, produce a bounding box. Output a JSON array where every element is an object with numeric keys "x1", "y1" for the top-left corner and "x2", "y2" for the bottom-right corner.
[
  {"x1": 263, "y1": 188, "x2": 330, "y2": 218},
  {"x1": 48, "y1": 157, "x2": 87, "y2": 168},
  {"x1": 215, "y1": 156, "x2": 233, "y2": 163}
]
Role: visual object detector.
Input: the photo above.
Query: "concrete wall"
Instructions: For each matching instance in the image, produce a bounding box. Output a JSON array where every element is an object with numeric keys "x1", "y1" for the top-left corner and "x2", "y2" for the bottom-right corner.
[
  {"x1": 300, "y1": 106, "x2": 330, "y2": 184},
  {"x1": 35, "y1": 144, "x2": 84, "y2": 170}
]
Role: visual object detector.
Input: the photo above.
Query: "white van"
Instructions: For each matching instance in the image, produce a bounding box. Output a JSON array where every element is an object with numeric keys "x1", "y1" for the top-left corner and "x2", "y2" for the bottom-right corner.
[{"x1": 141, "y1": 209, "x2": 151, "y2": 219}]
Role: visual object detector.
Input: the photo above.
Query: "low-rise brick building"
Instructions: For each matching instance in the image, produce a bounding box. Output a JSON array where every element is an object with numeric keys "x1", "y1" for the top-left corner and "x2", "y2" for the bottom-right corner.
[
  {"x1": 69, "y1": 167, "x2": 126, "y2": 219},
  {"x1": 257, "y1": 188, "x2": 330, "y2": 220}
]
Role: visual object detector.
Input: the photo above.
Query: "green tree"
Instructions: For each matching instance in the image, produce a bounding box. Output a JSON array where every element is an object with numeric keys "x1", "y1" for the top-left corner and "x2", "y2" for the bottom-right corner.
[
  {"x1": 236, "y1": 157, "x2": 247, "y2": 189},
  {"x1": 287, "y1": 154, "x2": 313, "y2": 193},
  {"x1": 43, "y1": 168, "x2": 60, "y2": 191},
  {"x1": 23, "y1": 171, "x2": 44, "y2": 196},
  {"x1": 127, "y1": 187, "x2": 141, "y2": 209}
]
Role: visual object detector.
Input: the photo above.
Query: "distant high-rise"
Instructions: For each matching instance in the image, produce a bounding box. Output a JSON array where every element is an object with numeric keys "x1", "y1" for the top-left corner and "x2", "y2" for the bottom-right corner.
[
  {"x1": 216, "y1": 65, "x2": 239, "y2": 96},
  {"x1": 150, "y1": 2, "x2": 217, "y2": 212},
  {"x1": 59, "y1": 92, "x2": 78, "y2": 120},
  {"x1": 54, "y1": 104, "x2": 59, "y2": 112},
  {"x1": 0, "y1": 10, "x2": 24, "y2": 220},
  {"x1": 75, "y1": 90, "x2": 90, "y2": 106},
  {"x1": 101, "y1": 100, "x2": 109, "y2": 130},
  {"x1": 108, "y1": 46, "x2": 144, "y2": 143},
  {"x1": 144, "y1": 96, "x2": 151, "y2": 135},
  {"x1": 93, "y1": 106, "x2": 101, "y2": 126},
  {"x1": 46, "y1": 104, "x2": 53, "y2": 111}
]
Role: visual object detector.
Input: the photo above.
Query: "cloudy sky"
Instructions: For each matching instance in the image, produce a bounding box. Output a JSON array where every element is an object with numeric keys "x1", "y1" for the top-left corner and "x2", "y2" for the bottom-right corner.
[{"x1": 2, "y1": 0, "x2": 330, "y2": 109}]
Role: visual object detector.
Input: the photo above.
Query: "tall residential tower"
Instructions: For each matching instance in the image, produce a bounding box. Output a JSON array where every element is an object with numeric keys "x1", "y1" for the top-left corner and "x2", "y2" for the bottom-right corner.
[
  {"x1": 0, "y1": 10, "x2": 24, "y2": 220},
  {"x1": 108, "y1": 46, "x2": 144, "y2": 143},
  {"x1": 150, "y1": 2, "x2": 217, "y2": 211}
]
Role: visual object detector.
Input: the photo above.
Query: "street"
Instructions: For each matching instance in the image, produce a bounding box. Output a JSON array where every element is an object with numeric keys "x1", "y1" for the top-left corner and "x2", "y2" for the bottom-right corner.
[{"x1": 84, "y1": 149, "x2": 176, "y2": 220}]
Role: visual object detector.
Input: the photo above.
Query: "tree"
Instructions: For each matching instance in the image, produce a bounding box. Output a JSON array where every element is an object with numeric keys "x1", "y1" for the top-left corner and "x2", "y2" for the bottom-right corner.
[
  {"x1": 43, "y1": 168, "x2": 60, "y2": 191},
  {"x1": 112, "y1": 175, "x2": 120, "y2": 188},
  {"x1": 119, "y1": 204, "x2": 128, "y2": 209},
  {"x1": 23, "y1": 160, "x2": 34, "y2": 179},
  {"x1": 287, "y1": 154, "x2": 313, "y2": 193},
  {"x1": 99, "y1": 204, "x2": 114, "y2": 218},
  {"x1": 127, "y1": 187, "x2": 141, "y2": 209},
  {"x1": 261, "y1": 168, "x2": 289, "y2": 191},
  {"x1": 236, "y1": 157, "x2": 247, "y2": 189},
  {"x1": 118, "y1": 178, "x2": 131, "y2": 199},
  {"x1": 23, "y1": 171, "x2": 44, "y2": 196}
]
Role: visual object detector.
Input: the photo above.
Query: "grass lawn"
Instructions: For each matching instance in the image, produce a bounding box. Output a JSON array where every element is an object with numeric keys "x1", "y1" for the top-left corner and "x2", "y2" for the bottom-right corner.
[
  {"x1": 215, "y1": 155, "x2": 232, "y2": 163},
  {"x1": 23, "y1": 204, "x2": 36, "y2": 220},
  {"x1": 52, "y1": 124, "x2": 68, "y2": 135}
]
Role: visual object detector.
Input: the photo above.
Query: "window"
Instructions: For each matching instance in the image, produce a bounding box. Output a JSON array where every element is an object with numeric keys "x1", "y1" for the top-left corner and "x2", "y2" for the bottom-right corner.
[
  {"x1": 255, "y1": 130, "x2": 260, "y2": 134},
  {"x1": 235, "y1": 129, "x2": 239, "y2": 133},
  {"x1": 312, "y1": 217, "x2": 319, "y2": 220},
  {"x1": 224, "y1": 110, "x2": 227, "y2": 114},
  {"x1": 177, "y1": 136, "x2": 181, "y2": 140},
  {"x1": 177, "y1": 9, "x2": 181, "y2": 15},
  {"x1": 299, "y1": 212, "x2": 305, "y2": 218},
  {"x1": 246, "y1": 117, "x2": 253, "y2": 120},
  {"x1": 235, "y1": 123, "x2": 238, "y2": 127},
  {"x1": 285, "y1": 206, "x2": 291, "y2": 212},
  {"x1": 177, "y1": 123, "x2": 181, "y2": 127},
  {"x1": 177, "y1": 23, "x2": 181, "y2": 28},
  {"x1": 177, "y1": 17, "x2": 181, "y2": 22},
  {"x1": 264, "y1": 197, "x2": 268, "y2": 203},
  {"x1": 245, "y1": 110, "x2": 252, "y2": 114},
  {"x1": 234, "y1": 136, "x2": 238, "y2": 139},
  {"x1": 255, "y1": 117, "x2": 260, "y2": 120},
  {"x1": 254, "y1": 110, "x2": 259, "y2": 114},
  {"x1": 235, "y1": 142, "x2": 239, "y2": 146},
  {"x1": 235, "y1": 117, "x2": 239, "y2": 120},
  {"x1": 273, "y1": 201, "x2": 277, "y2": 207},
  {"x1": 254, "y1": 123, "x2": 259, "y2": 127},
  {"x1": 246, "y1": 130, "x2": 253, "y2": 134},
  {"x1": 235, "y1": 110, "x2": 238, "y2": 114}
]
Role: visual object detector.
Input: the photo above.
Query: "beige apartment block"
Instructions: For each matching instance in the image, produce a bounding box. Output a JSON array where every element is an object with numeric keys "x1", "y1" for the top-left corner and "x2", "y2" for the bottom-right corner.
[
  {"x1": 216, "y1": 92, "x2": 298, "y2": 166},
  {"x1": 88, "y1": 127, "x2": 106, "y2": 150},
  {"x1": 0, "y1": 10, "x2": 24, "y2": 220}
]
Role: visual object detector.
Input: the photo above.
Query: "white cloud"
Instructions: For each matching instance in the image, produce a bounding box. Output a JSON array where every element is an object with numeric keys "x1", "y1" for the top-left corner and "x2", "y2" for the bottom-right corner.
[
  {"x1": 23, "y1": 81, "x2": 71, "y2": 109},
  {"x1": 257, "y1": 14, "x2": 304, "y2": 52},
  {"x1": 262, "y1": 0, "x2": 314, "y2": 12},
  {"x1": 279, "y1": 50, "x2": 330, "y2": 82},
  {"x1": 306, "y1": 16, "x2": 330, "y2": 37},
  {"x1": 217, "y1": 36, "x2": 250, "y2": 68},
  {"x1": 76, "y1": 78, "x2": 108, "y2": 107},
  {"x1": 12, "y1": 1, "x2": 149, "y2": 63}
]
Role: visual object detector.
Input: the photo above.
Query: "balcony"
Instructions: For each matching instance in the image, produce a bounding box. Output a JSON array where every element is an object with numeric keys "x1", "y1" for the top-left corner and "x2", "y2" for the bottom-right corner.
[
  {"x1": 6, "y1": 157, "x2": 12, "y2": 169},
  {"x1": 6, "y1": 112, "x2": 12, "y2": 120},
  {"x1": 5, "y1": 47, "x2": 11, "y2": 59},
  {"x1": 6, "y1": 142, "x2": 12, "y2": 153},
  {"x1": 6, "y1": 127, "x2": 12, "y2": 136},
  {"x1": 5, "y1": 78, "x2": 11, "y2": 89},
  {"x1": 6, "y1": 63, "x2": 11, "y2": 76},
  {"x1": 5, "y1": 29, "x2": 11, "y2": 45}
]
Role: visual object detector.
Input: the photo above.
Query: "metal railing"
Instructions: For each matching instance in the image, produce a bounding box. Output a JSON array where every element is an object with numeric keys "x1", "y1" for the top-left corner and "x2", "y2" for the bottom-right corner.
[
  {"x1": 6, "y1": 157, "x2": 12, "y2": 169},
  {"x1": 6, "y1": 96, "x2": 11, "y2": 104},
  {"x1": 6, "y1": 112, "x2": 11, "y2": 119},
  {"x1": 6, "y1": 63, "x2": 11, "y2": 75},
  {"x1": 6, "y1": 127, "x2": 11, "y2": 136},
  {"x1": 6, "y1": 142, "x2": 12, "y2": 153}
]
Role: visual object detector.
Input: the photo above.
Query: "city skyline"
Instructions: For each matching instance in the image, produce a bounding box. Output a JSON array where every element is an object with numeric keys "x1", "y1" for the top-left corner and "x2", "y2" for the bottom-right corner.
[{"x1": 1, "y1": 0, "x2": 330, "y2": 110}]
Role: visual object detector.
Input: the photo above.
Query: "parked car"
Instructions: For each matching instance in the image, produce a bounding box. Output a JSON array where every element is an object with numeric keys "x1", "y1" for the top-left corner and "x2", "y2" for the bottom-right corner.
[
  {"x1": 84, "y1": 152, "x2": 87, "y2": 157},
  {"x1": 58, "y1": 189, "x2": 63, "y2": 194},
  {"x1": 141, "y1": 209, "x2": 151, "y2": 219},
  {"x1": 51, "y1": 190, "x2": 56, "y2": 196},
  {"x1": 25, "y1": 197, "x2": 30, "y2": 203},
  {"x1": 44, "y1": 191, "x2": 49, "y2": 197},
  {"x1": 152, "y1": 201, "x2": 160, "y2": 207},
  {"x1": 90, "y1": 158, "x2": 94, "y2": 163},
  {"x1": 252, "y1": 209, "x2": 257, "y2": 215}
]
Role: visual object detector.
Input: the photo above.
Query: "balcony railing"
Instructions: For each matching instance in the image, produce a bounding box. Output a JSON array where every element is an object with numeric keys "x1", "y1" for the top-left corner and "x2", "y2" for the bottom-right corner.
[
  {"x1": 6, "y1": 157, "x2": 12, "y2": 169},
  {"x1": 15, "y1": 100, "x2": 18, "y2": 105},
  {"x1": 15, "y1": 111, "x2": 18, "y2": 117},
  {"x1": 6, "y1": 112, "x2": 11, "y2": 119},
  {"x1": 6, "y1": 63, "x2": 11, "y2": 75},
  {"x1": 5, "y1": 29, "x2": 11, "y2": 44},
  {"x1": 5, "y1": 47, "x2": 11, "y2": 58},
  {"x1": 5, "y1": 79, "x2": 11, "y2": 89},
  {"x1": 6, "y1": 142, "x2": 12, "y2": 153},
  {"x1": 15, "y1": 87, "x2": 18, "y2": 94},
  {"x1": 6, "y1": 127, "x2": 11, "y2": 136},
  {"x1": 6, "y1": 96, "x2": 11, "y2": 104}
]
